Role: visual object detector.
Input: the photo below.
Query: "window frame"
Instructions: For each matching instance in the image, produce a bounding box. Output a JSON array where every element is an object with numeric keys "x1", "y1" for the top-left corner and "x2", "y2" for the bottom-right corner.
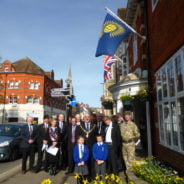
[
  {"x1": 151, "y1": 0, "x2": 159, "y2": 12},
  {"x1": 9, "y1": 96, "x2": 18, "y2": 104},
  {"x1": 133, "y1": 34, "x2": 138, "y2": 65},
  {"x1": 156, "y1": 45, "x2": 184, "y2": 154}
]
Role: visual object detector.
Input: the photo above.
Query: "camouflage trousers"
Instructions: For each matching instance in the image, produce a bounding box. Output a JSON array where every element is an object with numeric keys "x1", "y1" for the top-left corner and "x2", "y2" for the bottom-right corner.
[{"x1": 122, "y1": 142, "x2": 135, "y2": 170}]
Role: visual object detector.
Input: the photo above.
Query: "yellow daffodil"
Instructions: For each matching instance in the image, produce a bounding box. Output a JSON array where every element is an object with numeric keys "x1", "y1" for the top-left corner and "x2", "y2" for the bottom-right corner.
[
  {"x1": 111, "y1": 173, "x2": 115, "y2": 180},
  {"x1": 74, "y1": 173, "x2": 80, "y2": 179},
  {"x1": 83, "y1": 179, "x2": 89, "y2": 184},
  {"x1": 40, "y1": 179, "x2": 52, "y2": 184},
  {"x1": 104, "y1": 175, "x2": 109, "y2": 180},
  {"x1": 95, "y1": 175, "x2": 100, "y2": 180},
  {"x1": 99, "y1": 181, "x2": 104, "y2": 184}
]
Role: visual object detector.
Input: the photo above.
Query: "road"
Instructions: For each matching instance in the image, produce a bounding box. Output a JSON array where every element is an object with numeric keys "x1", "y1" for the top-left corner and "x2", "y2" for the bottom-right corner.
[
  {"x1": 0, "y1": 159, "x2": 21, "y2": 174},
  {"x1": 0, "y1": 170, "x2": 72, "y2": 184}
]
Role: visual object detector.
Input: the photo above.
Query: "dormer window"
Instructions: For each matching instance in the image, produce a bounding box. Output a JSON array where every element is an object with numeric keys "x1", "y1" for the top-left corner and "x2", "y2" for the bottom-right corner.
[{"x1": 4, "y1": 67, "x2": 9, "y2": 72}]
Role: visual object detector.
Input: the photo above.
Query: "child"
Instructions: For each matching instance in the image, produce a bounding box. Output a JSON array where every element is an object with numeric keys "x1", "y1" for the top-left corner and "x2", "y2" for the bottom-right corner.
[
  {"x1": 73, "y1": 136, "x2": 89, "y2": 177},
  {"x1": 45, "y1": 118, "x2": 61, "y2": 175},
  {"x1": 92, "y1": 134, "x2": 108, "y2": 176}
]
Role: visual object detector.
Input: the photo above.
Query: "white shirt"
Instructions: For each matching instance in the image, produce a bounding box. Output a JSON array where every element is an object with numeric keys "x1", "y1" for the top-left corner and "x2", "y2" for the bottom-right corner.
[
  {"x1": 44, "y1": 123, "x2": 48, "y2": 129},
  {"x1": 76, "y1": 121, "x2": 81, "y2": 126},
  {"x1": 97, "y1": 142, "x2": 103, "y2": 146},
  {"x1": 105, "y1": 122, "x2": 113, "y2": 143}
]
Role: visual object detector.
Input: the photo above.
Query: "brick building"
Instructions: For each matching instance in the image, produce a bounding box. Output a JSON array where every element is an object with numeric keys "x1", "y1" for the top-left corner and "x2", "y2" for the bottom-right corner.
[
  {"x1": 0, "y1": 57, "x2": 66, "y2": 124},
  {"x1": 109, "y1": 2, "x2": 148, "y2": 123},
  {"x1": 147, "y1": 0, "x2": 184, "y2": 172}
]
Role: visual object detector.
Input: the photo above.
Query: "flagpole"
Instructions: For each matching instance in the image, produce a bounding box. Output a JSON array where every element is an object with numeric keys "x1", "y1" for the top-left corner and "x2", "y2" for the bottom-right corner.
[
  {"x1": 114, "y1": 55, "x2": 124, "y2": 63},
  {"x1": 105, "y1": 7, "x2": 146, "y2": 40}
]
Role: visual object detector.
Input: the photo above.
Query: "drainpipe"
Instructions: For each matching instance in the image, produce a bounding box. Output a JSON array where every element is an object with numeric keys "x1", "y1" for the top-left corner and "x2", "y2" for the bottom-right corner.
[{"x1": 142, "y1": 0, "x2": 154, "y2": 156}]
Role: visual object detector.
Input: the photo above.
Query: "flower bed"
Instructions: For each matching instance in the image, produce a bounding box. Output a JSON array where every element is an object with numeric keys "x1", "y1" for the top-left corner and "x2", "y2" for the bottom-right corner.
[
  {"x1": 132, "y1": 158, "x2": 184, "y2": 184},
  {"x1": 40, "y1": 174, "x2": 136, "y2": 184}
]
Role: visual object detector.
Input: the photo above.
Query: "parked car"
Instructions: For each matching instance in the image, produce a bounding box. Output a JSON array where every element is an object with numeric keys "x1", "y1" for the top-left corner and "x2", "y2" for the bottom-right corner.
[{"x1": 0, "y1": 123, "x2": 24, "y2": 161}]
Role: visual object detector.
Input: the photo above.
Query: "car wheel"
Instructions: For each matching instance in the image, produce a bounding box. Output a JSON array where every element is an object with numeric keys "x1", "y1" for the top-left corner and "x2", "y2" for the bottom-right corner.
[{"x1": 10, "y1": 148, "x2": 19, "y2": 161}]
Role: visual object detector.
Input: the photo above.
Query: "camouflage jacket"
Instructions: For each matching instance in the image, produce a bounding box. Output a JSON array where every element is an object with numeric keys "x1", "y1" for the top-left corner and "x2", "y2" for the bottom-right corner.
[{"x1": 120, "y1": 121, "x2": 140, "y2": 143}]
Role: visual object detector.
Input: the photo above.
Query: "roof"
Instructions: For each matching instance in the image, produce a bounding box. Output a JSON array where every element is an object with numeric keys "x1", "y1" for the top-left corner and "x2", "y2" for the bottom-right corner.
[{"x1": 12, "y1": 57, "x2": 45, "y2": 75}]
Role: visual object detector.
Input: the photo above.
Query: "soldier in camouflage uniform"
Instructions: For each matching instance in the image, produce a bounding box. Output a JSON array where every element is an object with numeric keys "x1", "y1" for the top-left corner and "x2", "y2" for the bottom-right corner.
[{"x1": 120, "y1": 111, "x2": 140, "y2": 170}]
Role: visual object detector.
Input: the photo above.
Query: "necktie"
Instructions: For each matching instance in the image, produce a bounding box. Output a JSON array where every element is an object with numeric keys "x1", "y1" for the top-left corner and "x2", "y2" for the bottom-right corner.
[
  {"x1": 29, "y1": 125, "x2": 33, "y2": 135},
  {"x1": 60, "y1": 122, "x2": 63, "y2": 133},
  {"x1": 71, "y1": 126, "x2": 76, "y2": 143},
  {"x1": 87, "y1": 123, "x2": 90, "y2": 131},
  {"x1": 80, "y1": 145, "x2": 83, "y2": 159},
  {"x1": 98, "y1": 122, "x2": 101, "y2": 133}
]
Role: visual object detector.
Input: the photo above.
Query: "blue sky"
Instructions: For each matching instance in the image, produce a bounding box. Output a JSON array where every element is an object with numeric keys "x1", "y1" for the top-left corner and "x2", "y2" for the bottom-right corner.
[{"x1": 0, "y1": 0, "x2": 127, "y2": 107}]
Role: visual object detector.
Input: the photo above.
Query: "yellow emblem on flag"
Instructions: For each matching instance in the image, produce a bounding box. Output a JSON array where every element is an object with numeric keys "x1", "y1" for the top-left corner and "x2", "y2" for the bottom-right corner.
[{"x1": 101, "y1": 21, "x2": 125, "y2": 37}]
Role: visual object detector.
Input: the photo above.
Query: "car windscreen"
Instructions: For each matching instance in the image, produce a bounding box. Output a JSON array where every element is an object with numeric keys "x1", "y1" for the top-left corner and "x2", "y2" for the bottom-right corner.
[{"x1": 0, "y1": 125, "x2": 21, "y2": 137}]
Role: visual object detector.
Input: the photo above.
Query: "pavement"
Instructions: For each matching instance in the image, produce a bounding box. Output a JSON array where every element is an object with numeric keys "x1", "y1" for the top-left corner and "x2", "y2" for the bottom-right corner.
[
  {"x1": 0, "y1": 159, "x2": 22, "y2": 183},
  {"x1": 0, "y1": 147, "x2": 148, "y2": 184}
]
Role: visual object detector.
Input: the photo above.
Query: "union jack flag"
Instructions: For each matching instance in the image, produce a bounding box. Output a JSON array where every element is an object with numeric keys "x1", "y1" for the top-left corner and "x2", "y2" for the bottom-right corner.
[
  {"x1": 104, "y1": 56, "x2": 117, "y2": 81},
  {"x1": 104, "y1": 56, "x2": 117, "y2": 71}
]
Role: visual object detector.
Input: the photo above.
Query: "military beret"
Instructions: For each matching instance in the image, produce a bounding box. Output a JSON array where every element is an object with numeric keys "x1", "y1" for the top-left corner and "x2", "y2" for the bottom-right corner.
[{"x1": 123, "y1": 111, "x2": 132, "y2": 115}]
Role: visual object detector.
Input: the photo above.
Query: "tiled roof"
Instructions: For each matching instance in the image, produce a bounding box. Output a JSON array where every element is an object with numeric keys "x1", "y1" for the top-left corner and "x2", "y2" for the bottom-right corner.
[{"x1": 12, "y1": 57, "x2": 45, "y2": 75}]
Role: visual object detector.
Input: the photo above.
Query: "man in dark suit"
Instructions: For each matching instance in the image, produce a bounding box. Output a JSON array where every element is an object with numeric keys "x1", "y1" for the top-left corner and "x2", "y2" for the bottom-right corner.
[
  {"x1": 104, "y1": 116, "x2": 121, "y2": 175},
  {"x1": 96, "y1": 113, "x2": 105, "y2": 135},
  {"x1": 35, "y1": 115, "x2": 50, "y2": 173},
  {"x1": 20, "y1": 116, "x2": 37, "y2": 174},
  {"x1": 76, "y1": 113, "x2": 98, "y2": 177},
  {"x1": 57, "y1": 114, "x2": 68, "y2": 170},
  {"x1": 65, "y1": 116, "x2": 77, "y2": 174}
]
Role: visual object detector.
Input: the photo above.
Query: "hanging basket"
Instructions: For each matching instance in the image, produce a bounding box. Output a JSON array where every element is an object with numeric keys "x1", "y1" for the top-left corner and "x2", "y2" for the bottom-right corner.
[
  {"x1": 122, "y1": 99, "x2": 133, "y2": 106},
  {"x1": 104, "y1": 104, "x2": 113, "y2": 109}
]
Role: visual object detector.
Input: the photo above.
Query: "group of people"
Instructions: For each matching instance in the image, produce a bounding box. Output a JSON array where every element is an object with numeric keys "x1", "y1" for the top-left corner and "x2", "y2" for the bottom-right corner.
[{"x1": 20, "y1": 111, "x2": 140, "y2": 178}]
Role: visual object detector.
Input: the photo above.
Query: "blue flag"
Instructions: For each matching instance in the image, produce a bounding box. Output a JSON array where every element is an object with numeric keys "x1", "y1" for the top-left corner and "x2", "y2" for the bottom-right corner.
[{"x1": 95, "y1": 13, "x2": 133, "y2": 57}]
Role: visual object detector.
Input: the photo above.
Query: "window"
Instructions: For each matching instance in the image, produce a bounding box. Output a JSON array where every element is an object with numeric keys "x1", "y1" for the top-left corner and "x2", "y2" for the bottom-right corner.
[
  {"x1": 133, "y1": 35, "x2": 138, "y2": 65},
  {"x1": 27, "y1": 97, "x2": 39, "y2": 104},
  {"x1": 177, "y1": 97, "x2": 184, "y2": 151},
  {"x1": 152, "y1": 0, "x2": 159, "y2": 11},
  {"x1": 29, "y1": 82, "x2": 39, "y2": 90},
  {"x1": 27, "y1": 97, "x2": 33, "y2": 104},
  {"x1": 156, "y1": 45, "x2": 184, "y2": 153},
  {"x1": 175, "y1": 54, "x2": 184, "y2": 92},
  {"x1": 9, "y1": 81, "x2": 19, "y2": 89},
  {"x1": 9, "y1": 97, "x2": 17, "y2": 104},
  {"x1": 167, "y1": 61, "x2": 175, "y2": 97},
  {"x1": 4, "y1": 67, "x2": 9, "y2": 72},
  {"x1": 33, "y1": 98, "x2": 39, "y2": 104}
]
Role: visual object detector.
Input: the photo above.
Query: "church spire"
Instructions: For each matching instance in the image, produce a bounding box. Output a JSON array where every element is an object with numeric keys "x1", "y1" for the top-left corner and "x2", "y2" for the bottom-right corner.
[{"x1": 68, "y1": 65, "x2": 72, "y2": 79}]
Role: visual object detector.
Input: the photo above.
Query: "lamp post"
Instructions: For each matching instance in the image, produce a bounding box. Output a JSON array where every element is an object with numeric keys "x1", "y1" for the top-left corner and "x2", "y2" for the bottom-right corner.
[{"x1": 1, "y1": 73, "x2": 7, "y2": 124}]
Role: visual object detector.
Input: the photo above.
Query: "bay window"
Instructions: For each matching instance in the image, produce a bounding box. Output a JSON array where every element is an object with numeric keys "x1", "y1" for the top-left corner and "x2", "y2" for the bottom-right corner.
[{"x1": 156, "y1": 45, "x2": 184, "y2": 153}]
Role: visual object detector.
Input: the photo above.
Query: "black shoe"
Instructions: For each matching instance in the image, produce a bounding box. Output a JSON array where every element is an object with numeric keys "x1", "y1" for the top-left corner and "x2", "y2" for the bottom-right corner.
[
  {"x1": 34, "y1": 168, "x2": 41, "y2": 173},
  {"x1": 49, "y1": 168, "x2": 53, "y2": 176},
  {"x1": 53, "y1": 167, "x2": 57, "y2": 176},
  {"x1": 44, "y1": 168, "x2": 49, "y2": 173}
]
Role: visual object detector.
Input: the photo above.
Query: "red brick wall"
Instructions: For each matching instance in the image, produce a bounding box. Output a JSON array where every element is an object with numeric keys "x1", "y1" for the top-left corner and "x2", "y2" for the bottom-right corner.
[
  {"x1": 0, "y1": 73, "x2": 44, "y2": 104},
  {"x1": 0, "y1": 73, "x2": 66, "y2": 110},
  {"x1": 147, "y1": 0, "x2": 184, "y2": 172},
  {"x1": 128, "y1": 6, "x2": 147, "y2": 73},
  {"x1": 147, "y1": 0, "x2": 184, "y2": 72}
]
